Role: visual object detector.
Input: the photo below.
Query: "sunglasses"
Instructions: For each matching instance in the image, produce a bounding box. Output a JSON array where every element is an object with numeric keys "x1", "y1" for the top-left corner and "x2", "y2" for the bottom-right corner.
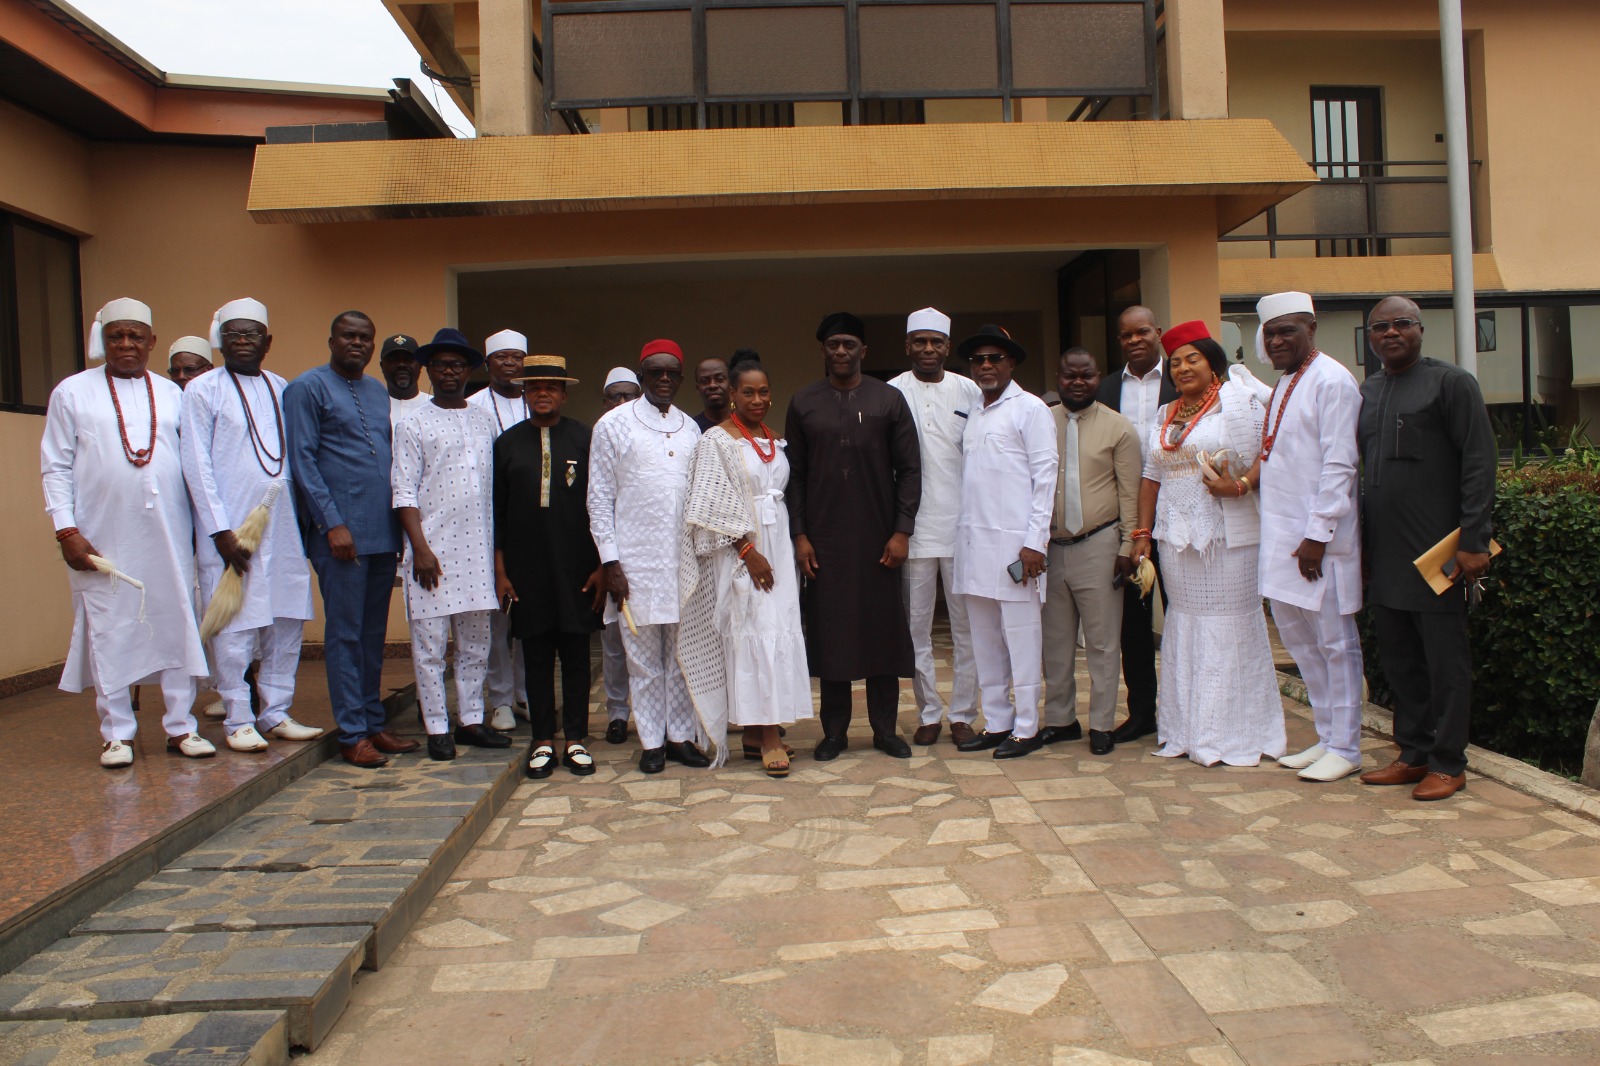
[{"x1": 968, "y1": 352, "x2": 1012, "y2": 366}]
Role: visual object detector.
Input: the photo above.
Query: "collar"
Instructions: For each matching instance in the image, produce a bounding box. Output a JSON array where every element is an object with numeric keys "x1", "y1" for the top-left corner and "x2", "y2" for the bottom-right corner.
[
  {"x1": 980, "y1": 380, "x2": 1027, "y2": 411},
  {"x1": 1121, "y1": 362, "x2": 1163, "y2": 383}
]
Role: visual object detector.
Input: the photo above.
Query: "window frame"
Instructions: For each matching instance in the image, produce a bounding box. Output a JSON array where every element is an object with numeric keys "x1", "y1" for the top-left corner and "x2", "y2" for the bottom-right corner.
[{"x1": 0, "y1": 210, "x2": 84, "y2": 415}]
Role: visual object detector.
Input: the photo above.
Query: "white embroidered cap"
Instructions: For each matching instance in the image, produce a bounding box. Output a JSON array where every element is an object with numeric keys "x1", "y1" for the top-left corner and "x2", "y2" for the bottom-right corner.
[
  {"x1": 88, "y1": 298, "x2": 153, "y2": 362},
  {"x1": 906, "y1": 306, "x2": 952, "y2": 336},
  {"x1": 209, "y1": 298, "x2": 269, "y2": 348},
  {"x1": 485, "y1": 329, "x2": 528, "y2": 356},
  {"x1": 1253, "y1": 291, "x2": 1315, "y2": 364},
  {"x1": 168, "y1": 336, "x2": 212, "y2": 359},
  {"x1": 604, "y1": 366, "x2": 639, "y2": 388}
]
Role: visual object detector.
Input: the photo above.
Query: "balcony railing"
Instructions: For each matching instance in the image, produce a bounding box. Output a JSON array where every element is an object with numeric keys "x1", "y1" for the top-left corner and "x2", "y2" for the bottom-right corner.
[
  {"x1": 1220, "y1": 161, "x2": 1468, "y2": 258},
  {"x1": 541, "y1": 0, "x2": 1160, "y2": 126}
]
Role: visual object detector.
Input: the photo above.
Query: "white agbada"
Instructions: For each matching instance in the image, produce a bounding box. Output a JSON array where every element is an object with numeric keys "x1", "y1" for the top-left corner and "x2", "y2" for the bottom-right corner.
[
  {"x1": 42, "y1": 367, "x2": 208, "y2": 692},
  {"x1": 952, "y1": 382, "x2": 1057, "y2": 602},
  {"x1": 889, "y1": 370, "x2": 982, "y2": 559},
  {"x1": 391, "y1": 402, "x2": 500, "y2": 619},
  {"x1": 588, "y1": 397, "x2": 701, "y2": 626},
  {"x1": 1257, "y1": 352, "x2": 1362, "y2": 613},
  {"x1": 468, "y1": 386, "x2": 529, "y2": 436},
  {"x1": 179, "y1": 368, "x2": 313, "y2": 630}
]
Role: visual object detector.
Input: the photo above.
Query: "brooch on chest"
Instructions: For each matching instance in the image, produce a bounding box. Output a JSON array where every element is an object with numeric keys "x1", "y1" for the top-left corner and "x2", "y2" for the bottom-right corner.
[{"x1": 565, "y1": 459, "x2": 577, "y2": 487}]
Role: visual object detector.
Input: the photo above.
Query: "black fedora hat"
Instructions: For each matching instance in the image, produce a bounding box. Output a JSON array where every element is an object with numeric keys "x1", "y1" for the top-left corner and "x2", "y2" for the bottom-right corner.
[
  {"x1": 415, "y1": 327, "x2": 485, "y2": 368},
  {"x1": 957, "y1": 324, "x2": 1028, "y2": 364}
]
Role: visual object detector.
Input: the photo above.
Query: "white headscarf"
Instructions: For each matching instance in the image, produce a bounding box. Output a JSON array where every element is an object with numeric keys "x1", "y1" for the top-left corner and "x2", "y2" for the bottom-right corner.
[
  {"x1": 604, "y1": 366, "x2": 639, "y2": 389},
  {"x1": 485, "y1": 329, "x2": 528, "y2": 356},
  {"x1": 209, "y1": 298, "x2": 269, "y2": 349},
  {"x1": 88, "y1": 298, "x2": 153, "y2": 363},
  {"x1": 168, "y1": 336, "x2": 213, "y2": 360},
  {"x1": 1254, "y1": 291, "x2": 1315, "y2": 365},
  {"x1": 906, "y1": 306, "x2": 952, "y2": 336}
]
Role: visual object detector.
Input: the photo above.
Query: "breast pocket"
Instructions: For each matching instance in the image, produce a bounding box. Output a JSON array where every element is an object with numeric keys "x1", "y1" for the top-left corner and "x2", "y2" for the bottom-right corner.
[{"x1": 1392, "y1": 406, "x2": 1441, "y2": 461}]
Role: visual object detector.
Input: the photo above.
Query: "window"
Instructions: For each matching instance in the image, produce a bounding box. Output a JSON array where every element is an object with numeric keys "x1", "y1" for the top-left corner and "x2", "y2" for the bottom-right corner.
[
  {"x1": 858, "y1": 99, "x2": 925, "y2": 125},
  {"x1": 1, "y1": 211, "x2": 82, "y2": 413},
  {"x1": 647, "y1": 102, "x2": 795, "y2": 130},
  {"x1": 1309, "y1": 87, "x2": 1383, "y2": 179}
]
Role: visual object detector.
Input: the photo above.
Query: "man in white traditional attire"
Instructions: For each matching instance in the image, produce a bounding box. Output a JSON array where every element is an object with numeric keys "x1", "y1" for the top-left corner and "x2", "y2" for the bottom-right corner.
[
  {"x1": 951, "y1": 326, "x2": 1057, "y2": 760},
  {"x1": 890, "y1": 307, "x2": 981, "y2": 748},
  {"x1": 180, "y1": 299, "x2": 322, "y2": 752},
  {"x1": 598, "y1": 366, "x2": 640, "y2": 744},
  {"x1": 589, "y1": 339, "x2": 709, "y2": 774},
  {"x1": 381, "y1": 332, "x2": 431, "y2": 428},
  {"x1": 469, "y1": 328, "x2": 534, "y2": 731},
  {"x1": 42, "y1": 298, "x2": 214, "y2": 767},
  {"x1": 1255, "y1": 291, "x2": 1365, "y2": 782}
]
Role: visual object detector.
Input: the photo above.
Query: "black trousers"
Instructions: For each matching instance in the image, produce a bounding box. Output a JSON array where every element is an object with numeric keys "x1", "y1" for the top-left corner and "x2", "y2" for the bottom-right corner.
[
  {"x1": 1372, "y1": 604, "x2": 1472, "y2": 776},
  {"x1": 521, "y1": 630, "x2": 592, "y2": 742},
  {"x1": 1118, "y1": 543, "x2": 1162, "y2": 719},
  {"x1": 819, "y1": 676, "x2": 901, "y2": 739}
]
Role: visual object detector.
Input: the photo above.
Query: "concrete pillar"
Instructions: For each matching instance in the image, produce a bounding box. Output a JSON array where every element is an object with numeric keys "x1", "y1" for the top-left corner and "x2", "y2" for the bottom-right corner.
[
  {"x1": 479, "y1": 0, "x2": 547, "y2": 135},
  {"x1": 1165, "y1": 0, "x2": 1228, "y2": 120}
]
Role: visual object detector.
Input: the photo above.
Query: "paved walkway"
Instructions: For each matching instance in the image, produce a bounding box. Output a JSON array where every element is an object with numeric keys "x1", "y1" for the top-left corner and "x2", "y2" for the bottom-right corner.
[{"x1": 301, "y1": 684, "x2": 1600, "y2": 1064}]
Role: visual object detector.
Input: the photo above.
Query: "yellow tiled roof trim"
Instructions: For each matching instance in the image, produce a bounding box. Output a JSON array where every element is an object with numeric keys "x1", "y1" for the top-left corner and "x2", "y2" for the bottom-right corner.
[
  {"x1": 248, "y1": 119, "x2": 1314, "y2": 221},
  {"x1": 1220, "y1": 254, "x2": 1505, "y2": 299}
]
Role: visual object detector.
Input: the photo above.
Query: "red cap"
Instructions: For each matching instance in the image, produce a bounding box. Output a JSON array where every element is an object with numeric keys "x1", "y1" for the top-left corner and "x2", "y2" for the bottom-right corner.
[
  {"x1": 1160, "y1": 320, "x2": 1211, "y2": 357},
  {"x1": 640, "y1": 338, "x2": 683, "y2": 363}
]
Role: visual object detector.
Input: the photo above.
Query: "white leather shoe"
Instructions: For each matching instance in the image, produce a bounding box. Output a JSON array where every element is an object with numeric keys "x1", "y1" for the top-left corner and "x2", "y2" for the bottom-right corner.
[
  {"x1": 167, "y1": 733, "x2": 217, "y2": 759},
  {"x1": 489, "y1": 705, "x2": 516, "y2": 732},
  {"x1": 200, "y1": 699, "x2": 226, "y2": 720},
  {"x1": 267, "y1": 718, "x2": 325, "y2": 742},
  {"x1": 1278, "y1": 743, "x2": 1326, "y2": 770},
  {"x1": 1298, "y1": 751, "x2": 1360, "y2": 782},
  {"x1": 226, "y1": 725, "x2": 270, "y2": 752},
  {"x1": 101, "y1": 740, "x2": 134, "y2": 768}
]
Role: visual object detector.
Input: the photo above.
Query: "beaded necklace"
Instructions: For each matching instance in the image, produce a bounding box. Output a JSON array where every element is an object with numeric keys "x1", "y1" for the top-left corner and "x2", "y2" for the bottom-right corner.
[
  {"x1": 1159, "y1": 378, "x2": 1220, "y2": 451},
  {"x1": 1260, "y1": 352, "x2": 1319, "y2": 461},
  {"x1": 731, "y1": 412, "x2": 777, "y2": 463},
  {"x1": 105, "y1": 366, "x2": 156, "y2": 467},
  {"x1": 487, "y1": 387, "x2": 527, "y2": 433},
  {"x1": 228, "y1": 370, "x2": 285, "y2": 477}
]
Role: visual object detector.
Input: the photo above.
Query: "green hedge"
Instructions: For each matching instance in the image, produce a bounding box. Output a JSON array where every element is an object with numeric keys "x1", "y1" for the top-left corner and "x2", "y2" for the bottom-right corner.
[{"x1": 1361, "y1": 444, "x2": 1600, "y2": 777}]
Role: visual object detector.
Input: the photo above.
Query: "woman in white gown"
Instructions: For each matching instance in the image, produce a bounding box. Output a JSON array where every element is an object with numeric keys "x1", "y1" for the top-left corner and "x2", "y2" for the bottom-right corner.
[
  {"x1": 678, "y1": 355, "x2": 814, "y2": 775},
  {"x1": 1130, "y1": 322, "x2": 1285, "y2": 767}
]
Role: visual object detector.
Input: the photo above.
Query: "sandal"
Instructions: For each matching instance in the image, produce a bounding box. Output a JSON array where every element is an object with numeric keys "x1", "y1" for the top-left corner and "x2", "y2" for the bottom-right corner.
[
  {"x1": 563, "y1": 743, "x2": 595, "y2": 777},
  {"x1": 743, "y1": 741, "x2": 795, "y2": 761},
  {"x1": 526, "y1": 744, "x2": 556, "y2": 779},
  {"x1": 761, "y1": 747, "x2": 790, "y2": 778}
]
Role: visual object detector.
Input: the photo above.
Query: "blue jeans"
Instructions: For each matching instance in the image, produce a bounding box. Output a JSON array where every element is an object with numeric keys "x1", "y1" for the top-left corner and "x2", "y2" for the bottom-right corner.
[{"x1": 308, "y1": 545, "x2": 398, "y2": 745}]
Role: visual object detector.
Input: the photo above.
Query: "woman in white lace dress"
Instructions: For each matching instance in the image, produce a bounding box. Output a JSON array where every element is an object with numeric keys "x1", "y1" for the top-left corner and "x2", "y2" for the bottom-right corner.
[
  {"x1": 1130, "y1": 322, "x2": 1285, "y2": 766},
  {"x1": 678, "y1": 356, "x2": 813, "y2": 776}
]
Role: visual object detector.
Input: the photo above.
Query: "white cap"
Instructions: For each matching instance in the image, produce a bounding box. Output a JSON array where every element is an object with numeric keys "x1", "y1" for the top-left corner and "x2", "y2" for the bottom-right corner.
[
  {"x1": 604, "y1": 366, "x2": 639, "y2": 389},
  {"x1": 485, "y1": 329, "x2": 528, "y2": 356},
  {"x1": 209, "y1": 298, "x2": 269, "y2": 348},
  {"x1": 1253, "y1": 291, "x2": 1315, "y2": 364},
  {"x1": 168, "y1": 336, "x2": 212, "y2": 360},
  {"x1": 88, "y1": 298, "x2": 153, "y2": 362},
  {"x1": 906, "y1": 307, "x2": 951, "y2": 336}
]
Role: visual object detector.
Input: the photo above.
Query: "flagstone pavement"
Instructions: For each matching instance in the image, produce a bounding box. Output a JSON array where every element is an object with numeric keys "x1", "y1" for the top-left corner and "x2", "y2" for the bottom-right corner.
[{"x1": 301, "y1": 665, "x2": 1600, "y2": 1065}]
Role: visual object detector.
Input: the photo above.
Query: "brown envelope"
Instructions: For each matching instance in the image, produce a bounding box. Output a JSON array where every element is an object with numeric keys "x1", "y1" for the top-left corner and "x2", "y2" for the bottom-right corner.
[{"x1": 1413, "y1": 529, "x2": 1503, "y2": 595}]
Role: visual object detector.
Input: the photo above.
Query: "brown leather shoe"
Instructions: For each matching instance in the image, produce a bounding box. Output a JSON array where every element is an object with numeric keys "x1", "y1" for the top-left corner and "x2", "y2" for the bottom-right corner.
[
  {"x1": 369, "y1": 729, "x2": 420, "y2": 754},
  {"x1": 948, "y1": 721, "x2": 978, "y2": 746},
  {"x1": 913, "y1": 723, "x2": 942, "y2": 746},
  {"x1": 1359, "y1": 758, "x2": 1429, "y2": 786},
  {"x1": 1412, "y1": 771, "x2": 1466, "y2": 801},
  {"x1": 341, "y1": 738, "x2": 389, "y2": 768}
]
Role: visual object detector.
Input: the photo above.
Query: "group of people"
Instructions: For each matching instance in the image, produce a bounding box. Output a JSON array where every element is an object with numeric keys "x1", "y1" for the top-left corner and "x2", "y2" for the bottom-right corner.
[{"x1": 45, "y1": 288, "x2": 1494, "y2": 801}]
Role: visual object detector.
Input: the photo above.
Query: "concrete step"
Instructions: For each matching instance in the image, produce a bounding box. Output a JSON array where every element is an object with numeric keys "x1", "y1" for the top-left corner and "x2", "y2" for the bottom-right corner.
[{"x1": 0, "y1": 1009, "x2": 288, "y2": 1066}]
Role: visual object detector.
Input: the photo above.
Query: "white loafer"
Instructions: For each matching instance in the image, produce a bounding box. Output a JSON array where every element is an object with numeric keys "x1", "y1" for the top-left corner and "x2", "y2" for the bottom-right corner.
[
  {"x1": 226, "y1": 725, "x2": 270, "y2": 752},
  {"x1": 267, "y1": 718, "x2": 325, "y2": 742},
  {"x1": 489, "y1": 705, "x2": 516, "y2": 732},
  {"x1": 200, "y1": 699, "x2": 226, "y2": 720},
  {"x1": 1298, "y1": 751, "x2": 1360, "y2": 782},
  {"x1": 1278, "y1": 743, "x2": 1326, "y2": 770},
  {"x1": 167, "y1": 733, "x2": 217, "y2": 759},
  {"x1": 101, "y1": 740, "x2": 134, "y2": 768}
]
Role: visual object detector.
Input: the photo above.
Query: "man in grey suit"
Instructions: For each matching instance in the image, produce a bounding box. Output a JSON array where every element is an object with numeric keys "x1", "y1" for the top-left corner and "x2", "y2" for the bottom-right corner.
[{"x1": 284, "y1": 311, "x2": 420, "y2": 768}]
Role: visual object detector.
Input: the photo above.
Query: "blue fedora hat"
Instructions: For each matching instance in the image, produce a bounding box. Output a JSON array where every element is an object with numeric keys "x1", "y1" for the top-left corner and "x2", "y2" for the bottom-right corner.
[{"x1": 415, "y1": 327, "x2": 485, "y2": 368}]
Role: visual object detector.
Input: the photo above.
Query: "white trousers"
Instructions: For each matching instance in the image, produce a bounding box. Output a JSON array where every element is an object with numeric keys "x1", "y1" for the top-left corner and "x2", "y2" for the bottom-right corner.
[
  {"x1": 485, "y1": 608, "x2": 527, "y2": 709},
  {"x1": 620, "y1": 622, "x2": 695, "y2": 748},
  {"x1": 411, "y1": 611, "x2": 492, "y2": 734},
  {"x1": 965, "y1": 595, "x2": 1043, "y2": 739},
  {"x1": 902, "y1": 557, "x2": 978, "y2": 726},
  {"x1": 96, "y1": 670, "x2": 197, "y2": 743},
  {"x1": 1041, "y1": 528, "x2": 1124, "y2": 732},
  {"x1": 213, "y1": 618, "x2": 303, "y2": 733},
  {"x1": 1270, "y1": 596, "x2": 1364, "y2": 762},
  {"x1": 601, "y1": 621, "x2": 631, "y2": 722}
]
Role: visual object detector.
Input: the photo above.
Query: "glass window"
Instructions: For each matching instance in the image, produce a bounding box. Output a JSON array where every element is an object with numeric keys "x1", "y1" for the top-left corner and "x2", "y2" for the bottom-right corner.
[{"x1": 1, "y1": 213, "x2": 82, "y2": 412}]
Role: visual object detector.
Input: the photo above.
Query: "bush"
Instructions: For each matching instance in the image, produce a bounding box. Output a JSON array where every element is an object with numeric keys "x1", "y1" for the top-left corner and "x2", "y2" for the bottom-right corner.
[{"x1": 1361, "y1": 440, "x2": 1600, "y2": 777}]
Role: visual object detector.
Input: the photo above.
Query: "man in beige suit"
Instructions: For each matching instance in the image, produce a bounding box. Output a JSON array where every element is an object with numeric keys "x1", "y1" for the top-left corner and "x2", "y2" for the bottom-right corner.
[{"x1": 1039, "y1": 348, "x2": 1142, "y2": 755}]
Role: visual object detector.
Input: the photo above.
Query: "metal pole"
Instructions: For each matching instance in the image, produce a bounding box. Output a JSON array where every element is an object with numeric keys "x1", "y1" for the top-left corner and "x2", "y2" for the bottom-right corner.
[{"x1": 1439, "y1": 0, "x2": 1476, "y2": 375}]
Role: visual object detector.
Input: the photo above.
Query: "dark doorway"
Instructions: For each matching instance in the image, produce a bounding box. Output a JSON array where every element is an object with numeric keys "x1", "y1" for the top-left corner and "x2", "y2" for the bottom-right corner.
[{"x1": 1057, "y1": 250, "x2": 1142, "y2": 375}]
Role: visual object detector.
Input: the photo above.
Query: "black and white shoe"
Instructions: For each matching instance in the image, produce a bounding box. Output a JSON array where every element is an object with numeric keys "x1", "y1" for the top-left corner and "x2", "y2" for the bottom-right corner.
[
  {"x1": 563, "y1": 743, "x2": 596, "y2": 776},
  {"x1": 527, "y1": 744, "x2": 556, "y2": 779}
]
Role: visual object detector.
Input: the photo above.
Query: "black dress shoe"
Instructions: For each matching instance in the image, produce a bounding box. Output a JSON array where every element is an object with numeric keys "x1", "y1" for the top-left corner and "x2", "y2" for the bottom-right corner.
[
  {"x1": 994, "y1": 734, "x2": 1043, "y2": 759},
  {"x1": 605, "y1": 720, "x2": 628, "y2": 745},
  {"x1": 456, "y1": 723, "x2": 513, "y2": 749},
  {"x1": 639, "y1": 747, "x2": 666, "y2": 774},
  {"x1": 1109, "y1": 713, "x2": 1156, "y2": 744},
  {"x1": 814, "y1": 735, "x2": 849, "y2": 762},
  {"x1": 663, "y1": 741, "x2": 710, "y2": 768},
  {"x1": 1089, "y1": 729, "x2": 1115, "y2": 755},
  {"x1": 956, "y1": 730, "x2": 1008, "y2": 752},
  {"x1": 427, "y1": 734, "x2": 456, "y2": 761},
  {"x1": 873, "y1": 733, "x2": 912, "y2": 759},
  {"x1": 1038, "y1": 722, "x2": 1083, "y2": 745}
]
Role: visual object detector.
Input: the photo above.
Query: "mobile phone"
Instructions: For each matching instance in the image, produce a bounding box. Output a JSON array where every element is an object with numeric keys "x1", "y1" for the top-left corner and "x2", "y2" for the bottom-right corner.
[
  {"x1": 1440, "y1": 558, "x2": 1459, "y2": 580},
  {"x1": 1007, "y1": 559, "x2": 1026, "y2": 583},
  {"x1": 500, "y1": 593, "x2": 514, "y2": 613}
]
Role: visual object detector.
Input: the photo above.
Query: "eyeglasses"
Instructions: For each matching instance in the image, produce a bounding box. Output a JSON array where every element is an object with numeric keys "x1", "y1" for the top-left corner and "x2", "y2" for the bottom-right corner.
[
  {"x1": 968, "y1": 352, "x2": 1011, "y2": 366},
  {"x1": 1366, "y1": 318, "x2": 1420, "y2": 334},
  {"x1": 221, "y1": 330, "x2": 265, "y2": 343}
]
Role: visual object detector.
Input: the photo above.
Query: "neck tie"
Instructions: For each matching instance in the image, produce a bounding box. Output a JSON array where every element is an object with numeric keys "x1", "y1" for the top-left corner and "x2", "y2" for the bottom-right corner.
[{"x1": 1061, "y1": 411, "x2": 1083, "y2": 534}]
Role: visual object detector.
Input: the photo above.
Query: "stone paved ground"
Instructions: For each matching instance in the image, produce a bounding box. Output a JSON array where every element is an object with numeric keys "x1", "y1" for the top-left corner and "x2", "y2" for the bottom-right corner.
[{"x1": 297, "y1": 677, "x2": 1600, "y2": 1066}]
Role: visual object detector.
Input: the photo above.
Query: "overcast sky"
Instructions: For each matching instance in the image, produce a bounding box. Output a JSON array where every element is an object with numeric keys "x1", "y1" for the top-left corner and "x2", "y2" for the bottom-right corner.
[{"x1": 70, "y1": 0, "x2": 473, "y2": 135}]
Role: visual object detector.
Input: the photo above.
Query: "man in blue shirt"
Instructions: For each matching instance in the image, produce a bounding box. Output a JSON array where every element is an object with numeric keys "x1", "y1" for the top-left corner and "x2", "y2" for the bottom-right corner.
[{"x1": 284, "y1": 311, "x2": 419, "y2": 768}]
